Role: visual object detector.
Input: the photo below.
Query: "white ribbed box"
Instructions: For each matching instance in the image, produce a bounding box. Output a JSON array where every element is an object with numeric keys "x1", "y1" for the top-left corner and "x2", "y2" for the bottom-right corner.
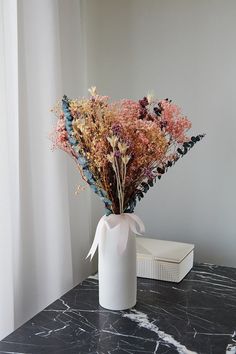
[{"x1": 136, "y1": 237, "x2": 194, "y2": 283}]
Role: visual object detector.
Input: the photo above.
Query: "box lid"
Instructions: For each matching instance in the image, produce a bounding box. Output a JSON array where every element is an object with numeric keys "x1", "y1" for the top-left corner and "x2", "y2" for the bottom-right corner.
[{"x1": 136, "y1": 236, "x2": 194, "y2": 264}]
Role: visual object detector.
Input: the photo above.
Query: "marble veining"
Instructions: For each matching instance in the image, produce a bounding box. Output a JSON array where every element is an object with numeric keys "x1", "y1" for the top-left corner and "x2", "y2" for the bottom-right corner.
[
  {"x1": 123, "y1": 309, "x2": 196, "y2": 354},
  {"x1": 0, "y1": 263, "x2": 235, "y2": 354}
]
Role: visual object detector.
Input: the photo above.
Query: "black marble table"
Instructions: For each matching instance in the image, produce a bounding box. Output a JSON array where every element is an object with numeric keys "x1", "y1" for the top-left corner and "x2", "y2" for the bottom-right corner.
[{"x1": 0, "y1": 263, "x2": 235, "y2": 354}]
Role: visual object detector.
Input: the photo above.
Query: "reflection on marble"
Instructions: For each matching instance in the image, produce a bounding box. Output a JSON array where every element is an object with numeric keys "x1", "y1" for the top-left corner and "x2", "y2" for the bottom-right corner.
[
  {"x1": 0, "y1": 263, "x2": 235, "y2": 353},
  {"x1": 226, "y1": 331, "x2": 236, "y2": 354}
]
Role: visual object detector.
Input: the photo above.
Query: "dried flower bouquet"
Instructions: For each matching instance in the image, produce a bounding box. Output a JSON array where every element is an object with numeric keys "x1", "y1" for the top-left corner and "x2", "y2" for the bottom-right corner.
[{"x1": 51, "y1": 87, "x2": 204, "y2": 215}]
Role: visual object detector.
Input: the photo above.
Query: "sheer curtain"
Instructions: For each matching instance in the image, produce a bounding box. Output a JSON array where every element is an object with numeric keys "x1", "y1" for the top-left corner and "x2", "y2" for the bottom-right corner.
[{"x1": 0, "y1": 0, "x2": 93, "y2": 339}]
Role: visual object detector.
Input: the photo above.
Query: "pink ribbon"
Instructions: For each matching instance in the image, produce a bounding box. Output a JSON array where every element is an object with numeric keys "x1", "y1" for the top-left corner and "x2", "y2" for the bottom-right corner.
[{"x1": 86, "y1": 213, "x2": 145, "y2": 261}]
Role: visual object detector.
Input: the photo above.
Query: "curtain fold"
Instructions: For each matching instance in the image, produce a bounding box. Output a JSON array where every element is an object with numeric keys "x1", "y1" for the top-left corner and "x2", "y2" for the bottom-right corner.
[{"x1": 0, "y1": 0, "x2": 92, "y2": 339}]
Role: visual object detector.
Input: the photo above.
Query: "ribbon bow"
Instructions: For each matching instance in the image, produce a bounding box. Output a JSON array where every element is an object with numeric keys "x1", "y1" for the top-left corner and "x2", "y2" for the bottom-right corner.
[{"x1": 86, "y1": 213, "x2": 145, "y2": 261}]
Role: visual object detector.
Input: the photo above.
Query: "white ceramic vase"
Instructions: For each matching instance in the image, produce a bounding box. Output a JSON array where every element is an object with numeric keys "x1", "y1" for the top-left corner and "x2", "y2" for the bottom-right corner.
[{"x1": 98, "y1": 214, "x2": 137, "y2": 310}]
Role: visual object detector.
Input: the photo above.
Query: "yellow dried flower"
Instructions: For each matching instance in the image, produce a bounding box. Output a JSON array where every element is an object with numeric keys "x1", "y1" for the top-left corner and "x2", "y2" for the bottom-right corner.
[
  {"x1": 107, "y1": 135, "x2": 118, "y2": 148},
  {"x1": 147, "y1": 92, "x2": 155, "y2": 104},
  {"x1": 88, "y1": 86, "x2": 97, "y2": 96},
  {"x1": 121, "y1": 155, "x2": 131, "y2": 165},
  {"x1": 70, "y1": 100, "x2": 79, "y2": 110},
  {"x1": 118, "y1": 142, "x2": 128, "y2": 154},
  {"x1": 107, "y1": 153, "x2": 114, "y2": 163}
]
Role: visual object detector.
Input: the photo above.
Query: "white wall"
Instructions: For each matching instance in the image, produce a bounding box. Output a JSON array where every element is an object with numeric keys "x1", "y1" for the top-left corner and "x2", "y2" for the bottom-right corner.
[{"x1": 83, "y1": 0, "x2": 236, "y2": 267}]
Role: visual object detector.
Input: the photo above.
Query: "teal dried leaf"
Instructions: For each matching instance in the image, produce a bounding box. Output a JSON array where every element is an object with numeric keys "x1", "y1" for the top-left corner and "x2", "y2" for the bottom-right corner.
[
  {"x1": 83, "y1": 169, "x2": 93, "y2": 180},
  {"x1": 90, "y1": 184, "x2": 98, "y2": 192},
  {"x1": 78, "y1": 156, "x2": 88, "y2": 168},
  {"x1": 157, "y1": 167, "x2": 165, "y2": 174},
  {"x1": 66, "y1": 121, "x2": 72, "y2": 129},
  {"x1": 177, "y1": 148, "x2": 184, "y2": 155},
  {"x1": 136, "y1": 190, "x2": 144, "y2": 201},
  {"x1": 68, "y1": 137, "x2": 76, "y2": 146},
  {"x1": 148, "y1": 179, "x2": 154, "y2": 187},
  {"x1": 141, "y1": 182, "x2": 149, "y2": 193},
  {"x1": 105, "y1": 209, "x2": 112, "y2": 216},
  {"x1": 101, "y1": 197, "x2": 112, "y2": 205}
]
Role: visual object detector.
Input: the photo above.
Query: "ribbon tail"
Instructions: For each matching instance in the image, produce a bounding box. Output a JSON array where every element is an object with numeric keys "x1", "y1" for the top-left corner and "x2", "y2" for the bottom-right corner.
[
  {"x1": 86, "y1": 213, "x2": 145, "y2": 260},
  {"x1": 128, "y1": 214, "x2": 145, "y2": 235},
  {"x1": 86, "y1": 216, "x2": 106, "y2": 261}
]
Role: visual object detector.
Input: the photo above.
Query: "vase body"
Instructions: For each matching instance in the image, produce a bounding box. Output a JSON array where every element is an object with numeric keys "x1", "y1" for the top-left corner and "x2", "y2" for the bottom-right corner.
[{"x1": 98, "y1": 215, "x2": 137, "y2": 310}]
